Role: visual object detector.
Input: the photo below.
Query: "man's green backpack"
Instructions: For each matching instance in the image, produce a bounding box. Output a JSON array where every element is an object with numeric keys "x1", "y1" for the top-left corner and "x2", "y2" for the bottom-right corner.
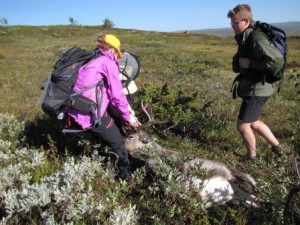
[{"x1": 252, "y1": 21, "x2": 287, "y2": 86}]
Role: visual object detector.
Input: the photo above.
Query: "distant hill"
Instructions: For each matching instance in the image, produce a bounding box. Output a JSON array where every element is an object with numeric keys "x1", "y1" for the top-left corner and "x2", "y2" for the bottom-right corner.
[{"x1": 179, "y1": 21, "x2": 300, "y2": 36}]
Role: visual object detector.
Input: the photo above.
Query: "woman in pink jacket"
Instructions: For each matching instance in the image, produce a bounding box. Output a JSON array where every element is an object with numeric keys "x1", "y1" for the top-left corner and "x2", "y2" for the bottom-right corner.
[{"x1": 68, "y1": 34, "x2": 140, "y2": 184}]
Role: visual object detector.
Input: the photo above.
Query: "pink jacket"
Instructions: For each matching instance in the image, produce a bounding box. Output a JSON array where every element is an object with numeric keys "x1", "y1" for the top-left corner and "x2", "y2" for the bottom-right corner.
[{"x1": 68, "y1": 50, "x2": 135, "y2": 129}]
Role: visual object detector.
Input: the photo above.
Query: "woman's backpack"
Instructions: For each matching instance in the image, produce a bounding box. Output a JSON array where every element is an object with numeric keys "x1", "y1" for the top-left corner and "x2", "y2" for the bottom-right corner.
[{"x1": 40, "y1": 46, "x2": 103, "y2": 131}]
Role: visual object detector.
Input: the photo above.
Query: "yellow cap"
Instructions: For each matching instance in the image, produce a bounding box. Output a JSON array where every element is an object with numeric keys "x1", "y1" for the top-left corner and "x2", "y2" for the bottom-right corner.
[{"x1": 104, "y1": 34, "x2": 122, "y2": 59}]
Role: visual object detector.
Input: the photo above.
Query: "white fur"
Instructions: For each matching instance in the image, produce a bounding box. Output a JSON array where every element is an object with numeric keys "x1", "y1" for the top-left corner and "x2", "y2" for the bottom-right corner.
[{"x1": 187, "y1": 176, "x2": 234, "y2": 204}]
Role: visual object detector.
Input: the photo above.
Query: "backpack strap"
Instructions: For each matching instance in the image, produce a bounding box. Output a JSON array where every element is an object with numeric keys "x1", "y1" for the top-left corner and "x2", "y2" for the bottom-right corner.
[
  {"x1": 231, "y1": 74, "x2": 240, "y2": 99},
  {"x1": 120, "y1": 60, "x2": 133, "y2": 88},
  {"x1": 62, "y1": 80, "x2": 105, "y2": 134},
  {"x1": 39, "y1": 73, "x2": 52, "y2": 105},
  {"x1": 92, "y1": 80, "x2": 105, "y2": 127},
  {"x1": 246, "y1": 28, "x2": 269, "y2": 85},
  {"x1": 62, "y1": 127, "x2": 86, "y2": 134}
]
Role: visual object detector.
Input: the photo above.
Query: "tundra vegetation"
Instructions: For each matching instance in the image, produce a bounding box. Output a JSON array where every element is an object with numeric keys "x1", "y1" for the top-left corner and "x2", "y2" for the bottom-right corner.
[{"x1": 0, "y1": 25, "x2": 300, "y2": 224}]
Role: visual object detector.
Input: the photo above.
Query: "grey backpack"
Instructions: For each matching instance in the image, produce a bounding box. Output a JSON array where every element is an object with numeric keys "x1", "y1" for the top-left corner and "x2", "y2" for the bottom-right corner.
[{"x1": 118, "y1": 50, "x2": 141, "y2": 87}]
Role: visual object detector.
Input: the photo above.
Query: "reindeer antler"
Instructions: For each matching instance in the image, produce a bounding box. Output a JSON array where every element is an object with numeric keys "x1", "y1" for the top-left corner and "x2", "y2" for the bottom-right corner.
[
  {"x1": 141, "y1": 101, "x2": 154, "y2": 122},
  {"x1": 138, "y1": 101, "x2": 166, "y2": 130}
]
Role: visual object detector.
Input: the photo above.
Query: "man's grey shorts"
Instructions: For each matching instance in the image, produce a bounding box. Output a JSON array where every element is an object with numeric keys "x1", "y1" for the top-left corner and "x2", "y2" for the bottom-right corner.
[{"x1": 238, "y1": 96, "x2": 269, "y2": 123}]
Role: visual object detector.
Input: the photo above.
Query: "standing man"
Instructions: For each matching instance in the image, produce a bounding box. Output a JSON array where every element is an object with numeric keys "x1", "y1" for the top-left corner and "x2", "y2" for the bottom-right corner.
[{"x1": 227, "y1": 4, "x2": 284, "y2": 159}]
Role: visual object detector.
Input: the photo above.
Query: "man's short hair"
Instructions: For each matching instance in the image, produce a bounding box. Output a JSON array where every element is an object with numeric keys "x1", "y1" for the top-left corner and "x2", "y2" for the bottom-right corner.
[{"x1": 227, "y1": 4, "x2": 253, "y2": 21}]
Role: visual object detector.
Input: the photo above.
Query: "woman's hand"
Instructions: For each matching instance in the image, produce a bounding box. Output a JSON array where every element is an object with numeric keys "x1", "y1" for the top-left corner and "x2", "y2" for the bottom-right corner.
[{"x1": 127, "y1": 121, "x2": 141, "y2": 128}]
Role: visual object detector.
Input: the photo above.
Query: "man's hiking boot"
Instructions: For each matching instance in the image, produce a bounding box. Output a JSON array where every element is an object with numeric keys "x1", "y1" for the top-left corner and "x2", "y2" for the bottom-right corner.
[
  {"x1": 240, "y1": 153, "x2": 261, "y2": 162},
  {"x1": 271, "y1": 145, "x2": 283, "y2": 157},
  {"x1": 247, "y1": 155, "x2": 261, "y2": 161},
  {"x1": 249, "y1": 155, "x2": 259, "y2": 160}
]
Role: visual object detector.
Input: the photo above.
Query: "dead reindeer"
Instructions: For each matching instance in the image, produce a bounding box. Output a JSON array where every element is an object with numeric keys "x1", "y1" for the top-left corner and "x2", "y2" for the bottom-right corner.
[{"x1": 123, "y1": 102, "x2": 258, "y2": 207}]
